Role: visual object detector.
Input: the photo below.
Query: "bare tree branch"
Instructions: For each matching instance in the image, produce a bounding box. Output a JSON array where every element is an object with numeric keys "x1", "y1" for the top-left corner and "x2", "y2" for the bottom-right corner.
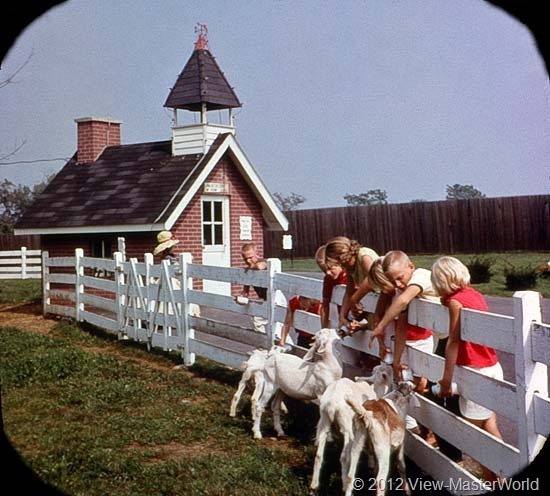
[
  {"x1": 0, "y1": 139, "x2": 26, "y2": 161},
  {"x1": 0, "y1": 49, "x2": 33, "y2": 88}
]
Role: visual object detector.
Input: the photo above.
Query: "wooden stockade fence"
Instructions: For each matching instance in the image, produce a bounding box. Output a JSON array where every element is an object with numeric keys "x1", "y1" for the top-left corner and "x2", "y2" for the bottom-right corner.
[
  {"x1": 41, "y1": 249, "x2": 549, "y2": 493},
  {"x1": 265, "y1": 194, "x2": 550, "y2": 258},
  {"x1": 0, "y1": 247, "x2": 42, "y2": 279}
]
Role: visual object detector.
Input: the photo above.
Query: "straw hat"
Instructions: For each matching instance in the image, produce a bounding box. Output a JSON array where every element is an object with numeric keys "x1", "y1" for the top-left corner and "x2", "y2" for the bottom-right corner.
[{"x1": 153, "y1": 231, "x2": 180, "y2": 255}]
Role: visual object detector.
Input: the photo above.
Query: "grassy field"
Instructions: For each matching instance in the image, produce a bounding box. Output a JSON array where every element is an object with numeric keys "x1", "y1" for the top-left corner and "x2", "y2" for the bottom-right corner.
[
  {"x1": 0, "y1": 279, "x2": 447, "y2": 496},
  {"x1": 1, "y1": 319, "x2": 323, "y2": 495},
  {"x1": 282, "y1": 251, "x2": 550, "y2": 298}
]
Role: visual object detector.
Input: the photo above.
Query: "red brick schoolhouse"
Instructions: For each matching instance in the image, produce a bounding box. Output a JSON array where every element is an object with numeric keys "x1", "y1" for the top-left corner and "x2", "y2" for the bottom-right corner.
[{"x1": 15, "y1": 28, "x2": 288, "y2": 292}]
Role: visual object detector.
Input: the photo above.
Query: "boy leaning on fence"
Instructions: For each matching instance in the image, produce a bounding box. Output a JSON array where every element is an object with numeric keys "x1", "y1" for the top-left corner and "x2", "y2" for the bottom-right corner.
[
  {"x1": 239, "y1": 243, "x2": 269, "y2": 333},
  {"x1": 368, "y1": 250, "x2": 438, "y2": 443}
]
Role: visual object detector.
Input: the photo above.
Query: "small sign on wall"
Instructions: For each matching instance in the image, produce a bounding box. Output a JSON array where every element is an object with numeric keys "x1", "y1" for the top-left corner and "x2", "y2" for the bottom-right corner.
[
  {"x1": 282, "y1": 234, "x2": 293, "y2": 250},
  {"x1": 204, "y1": 182, "x2": 226, "y2": 194},
  {"x1": 240, "y1": 216, "x2": 252, "y2": 240}
]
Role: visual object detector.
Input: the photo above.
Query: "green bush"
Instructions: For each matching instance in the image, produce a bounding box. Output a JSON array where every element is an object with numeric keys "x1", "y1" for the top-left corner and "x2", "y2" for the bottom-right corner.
[
  {"x1": 504, "y1": 264, "x2": 538, "y2": 291},
  {"x1": 466, "y1": 256, "x2": 493, "y2": 284}
]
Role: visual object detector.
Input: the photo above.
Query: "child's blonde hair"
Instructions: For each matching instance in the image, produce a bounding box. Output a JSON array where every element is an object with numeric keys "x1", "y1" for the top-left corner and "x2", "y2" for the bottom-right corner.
[
  {"x1": 315, "y1": 245, "x2": 327, "y2": 272},
  {"x1": 381, "y1": 250, "x2": 411, "y2": 272},
  {"x1": 325, "y1": 236, "x2": 361, "y2": 268},
  {"x1": 431, "y1": 256, "x2": 471, "y2": 295},
  {"x1": 369, "y1": 257, "x2": 394, "y2": 293}
]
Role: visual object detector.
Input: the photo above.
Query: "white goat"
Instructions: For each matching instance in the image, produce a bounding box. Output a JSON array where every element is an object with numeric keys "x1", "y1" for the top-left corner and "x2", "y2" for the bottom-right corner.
[
  {"x1": 310, "y1": 362, "x2": 394, "y2": 493},
  {"x1": 252, "y1": 328, "x2": 342, "y2": 439},
  {"x1": 344, "y1": 381, "x2": 420, "y2": 496},
  {"x1": 229, "y1": 346, "x2": 285, "y2": 418}
]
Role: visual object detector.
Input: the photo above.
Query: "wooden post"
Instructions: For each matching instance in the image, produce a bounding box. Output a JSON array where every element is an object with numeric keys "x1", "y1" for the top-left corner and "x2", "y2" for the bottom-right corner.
[
  {"x1": 42, "y1": 251, "x2": 50, "y2": 316},
  {"x1": 513, "y1": 290, "x2": 547, "y2": 471},
  {"x1": 75, "y1": 248, "x2": 84, "y2": 322},
  {"x1": 113, "y1": 251, "x2": 124, "y2": 336},
  {"x1": 117, "y1": 237, "x2": 126, "y2": 262},
  {"x1": 266, "y1": 258, "x2": 282, "y2": 348},
  {"x1": 180, "y1": 253, "x2": 195, "y2": 366},
  {"x1": 20, "y1": 246, "x2": 27, "y2": 279},
  {"x1": 144, "y1": 252, "x2": 154, "y2": 336}
]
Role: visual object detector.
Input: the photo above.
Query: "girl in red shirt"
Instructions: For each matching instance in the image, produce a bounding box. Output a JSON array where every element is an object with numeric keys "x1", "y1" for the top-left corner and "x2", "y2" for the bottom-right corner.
[{"x1": 431, "y1": 256, "x2": 504, "y2": 477}]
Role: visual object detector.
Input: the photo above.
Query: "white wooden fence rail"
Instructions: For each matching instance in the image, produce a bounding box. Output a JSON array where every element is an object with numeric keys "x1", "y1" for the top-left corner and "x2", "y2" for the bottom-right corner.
[
  {"x1": 39, "y1": 249, "x2": 549, "y2": 494},
  {"x1": 0, "y1": 247, "x2": 41, "y2": 279}
]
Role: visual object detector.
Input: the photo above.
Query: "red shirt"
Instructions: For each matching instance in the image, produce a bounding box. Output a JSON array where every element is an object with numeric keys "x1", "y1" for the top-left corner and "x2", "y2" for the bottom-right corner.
[
  {"x1": 289, "y1": 296, "x2": 322, "y2": 336},
  {"x1": 444, "y1": 287, "x2": 498, "y2": 367},
  {"x1": 322, "y1": 270, "x2": 347, "y2": 300},
  {"x1": 406, "y1": 323, "x2": 432, "y2": 341}
]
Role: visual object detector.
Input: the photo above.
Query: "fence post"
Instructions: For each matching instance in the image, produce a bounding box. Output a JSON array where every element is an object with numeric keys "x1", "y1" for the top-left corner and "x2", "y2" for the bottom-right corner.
[
  {"x1": 144, "y1": 252, "x2": 154, "y2": 320},
  {"x1": 179, "y1": 252, "x2": 195, "y2": 366},
  {"x1": 42, "y1": 251, "x2": 50, "y2": 316},
  {"x1": 74, "y1": 248, "x2": 84, "y2": 322},
  {"x1": 513, "y1": 290, "x2": 547, "y2": 470},
  {"x1": 21, "y1": 246, "x2": 27, "y2": 279},
  {"x1": 117, "y1": 237, "x2": 126, "y2": 262},
  {"x1": 266, "y1": 258, "x2": 282, "y2": 348},
  {"x1": 113, "y1": 251, "x2": 124, "y2": 335}
]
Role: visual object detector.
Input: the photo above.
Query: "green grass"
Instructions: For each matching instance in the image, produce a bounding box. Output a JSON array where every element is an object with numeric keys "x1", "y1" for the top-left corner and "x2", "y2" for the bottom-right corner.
[
  {"x1": 1, "y1": 322, "x2": 319, "y2": 495},
  {"x1": 282, "y1": 252, "x2": 550, "y2": 298},
  {"x1": 0, "y1": 278, "x2": 42, "y2": 304}
]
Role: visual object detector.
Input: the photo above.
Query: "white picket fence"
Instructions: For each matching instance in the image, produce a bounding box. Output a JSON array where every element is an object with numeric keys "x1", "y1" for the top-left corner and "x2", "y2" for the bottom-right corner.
[
  {"x1": 0, "y1": 247, "x2": 41, "y2": 279},
  {"x1": 40, "y1": 249, "x2": 549, "y2": 494}
]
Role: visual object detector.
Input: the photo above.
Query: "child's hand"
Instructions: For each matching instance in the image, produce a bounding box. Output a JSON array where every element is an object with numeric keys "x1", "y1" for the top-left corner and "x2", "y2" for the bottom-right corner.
[
  {"x1": 369, "y1": 325, "x2": 384, "y2": 348},
  {"x1": 347, "y1": 320, "x2": 361, "y2": 335},
  {"x1": 437, "y1": 379, "x2": 453, "y2": 398},
  {"x1": 393, "y1": 362, "x2": 406, "y2": 381},
  {"x1": 350, "y1": 302, "x2": 363, "y2": 317}
]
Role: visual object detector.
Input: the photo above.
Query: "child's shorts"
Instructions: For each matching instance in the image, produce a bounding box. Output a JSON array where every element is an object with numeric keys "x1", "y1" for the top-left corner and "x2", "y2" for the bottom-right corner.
[
  {"x1": 459, "y1": 362, "x2": 503, "y2": 420},
  {"x1": 402, "y1": 336, "x2": 434, "y2": 377}
]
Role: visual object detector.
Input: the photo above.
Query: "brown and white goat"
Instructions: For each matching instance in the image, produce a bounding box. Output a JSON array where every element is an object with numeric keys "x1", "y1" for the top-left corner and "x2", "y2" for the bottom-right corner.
[
  {"x1": 344, "y1": 381, "x2": 419, "y2": 496},
  {"x1": 310, "y1": 362, "x2": 394, "y2": 493}
]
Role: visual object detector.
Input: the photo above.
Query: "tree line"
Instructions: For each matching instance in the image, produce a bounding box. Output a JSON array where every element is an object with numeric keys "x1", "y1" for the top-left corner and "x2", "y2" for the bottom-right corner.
[{"x1": 274, "y1": 184, "x2": 486, "y2": 211}]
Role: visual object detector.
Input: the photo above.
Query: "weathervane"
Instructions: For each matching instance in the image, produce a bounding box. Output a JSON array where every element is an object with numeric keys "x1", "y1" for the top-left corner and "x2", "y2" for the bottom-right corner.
[{"x1": 194, "y1": 23, "x2": 209, "y2": 50}]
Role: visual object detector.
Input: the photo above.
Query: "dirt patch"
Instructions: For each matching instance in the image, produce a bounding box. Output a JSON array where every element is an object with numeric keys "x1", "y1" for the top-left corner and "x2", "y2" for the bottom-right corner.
[
  {"x1": 126, "y1": 439, "x2": 230, "y2": 465},
  {"x1": 0, "y1": 302, "x2": 56, "y2": 334}
]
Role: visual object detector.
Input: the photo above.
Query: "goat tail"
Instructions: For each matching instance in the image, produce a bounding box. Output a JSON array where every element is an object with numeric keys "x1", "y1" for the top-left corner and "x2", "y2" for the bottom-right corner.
[{"x1": 345, "y1": 395, "x2": 370, "y2": 427}]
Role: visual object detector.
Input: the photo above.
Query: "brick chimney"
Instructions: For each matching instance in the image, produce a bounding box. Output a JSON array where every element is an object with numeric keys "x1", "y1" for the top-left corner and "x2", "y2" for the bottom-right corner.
[{"x1": 75, "y1": 117, "x2": 122, "y2": 164}]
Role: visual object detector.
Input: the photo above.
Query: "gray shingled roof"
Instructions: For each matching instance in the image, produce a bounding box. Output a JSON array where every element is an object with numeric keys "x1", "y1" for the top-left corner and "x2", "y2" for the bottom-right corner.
[
  {"x1": 16, "y1": 135, "x2": 229, "y2": 230},
  {"x1": 164, "y1": 48, "x2": 241, "y2": 111}
]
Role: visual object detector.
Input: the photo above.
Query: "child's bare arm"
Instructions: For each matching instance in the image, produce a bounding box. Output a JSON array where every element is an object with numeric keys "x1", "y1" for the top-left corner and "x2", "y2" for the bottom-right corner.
[
  {"x1": 439, "y1": 299, "x2": 462, "y2": 396},
  {"x1": 320, "y1": 298, "x2": 330, "y2": 328},
  {"x1": 278, "y1": 306, "x2": 295, "y2": 346},
  {"x1": 349, "y1": 254, "x2": 375, "y2": 307},
  {"x1": 393, "y1": 313, "x2": 408, "y2": 379},
  {"x1": 369, "y1": 285, "x2": 421, "y2": 346},
  {"x1": 339, "y1": 274, "x2": 356, "y2": 326}
]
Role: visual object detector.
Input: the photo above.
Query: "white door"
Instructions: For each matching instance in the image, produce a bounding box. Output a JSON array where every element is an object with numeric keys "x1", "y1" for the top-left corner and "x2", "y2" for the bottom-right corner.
[{"x1": 201, "y1": 196, "x2": 231, "y2": 295}]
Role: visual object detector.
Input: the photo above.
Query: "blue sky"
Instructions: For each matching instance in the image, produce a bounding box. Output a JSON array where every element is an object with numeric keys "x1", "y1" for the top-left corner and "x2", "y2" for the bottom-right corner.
[{"x1": 1, "y1": 0, "x2": 549, "y2": 208}]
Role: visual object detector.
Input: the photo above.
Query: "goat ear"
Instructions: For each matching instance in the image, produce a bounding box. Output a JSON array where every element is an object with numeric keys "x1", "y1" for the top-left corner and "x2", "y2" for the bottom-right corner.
[
  {"x1": 316, "y1": 339, "x2": 327, "y2": 355},
  {"x1": 302, "y1": 342, "x2": 317, "y2": 362},
  {"x1": 409, "y1": 392, "x2": 420, "y2": 409}
]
